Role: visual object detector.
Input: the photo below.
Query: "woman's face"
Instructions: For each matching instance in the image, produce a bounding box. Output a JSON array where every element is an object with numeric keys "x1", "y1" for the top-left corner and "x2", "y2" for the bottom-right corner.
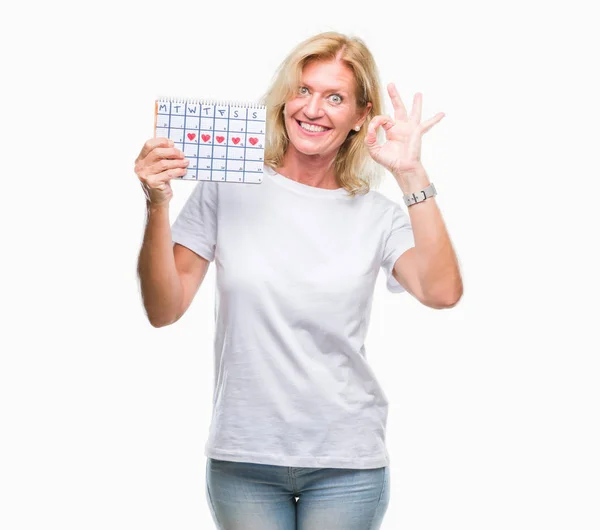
[{"x1": 283, "y1": 59, "x2": 371, "y2": 159}]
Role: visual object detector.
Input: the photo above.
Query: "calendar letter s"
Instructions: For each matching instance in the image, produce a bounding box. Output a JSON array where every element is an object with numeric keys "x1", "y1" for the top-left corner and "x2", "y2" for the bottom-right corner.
[{"x1": 252, "y1": 112, "x2": 257, "y2": 119}]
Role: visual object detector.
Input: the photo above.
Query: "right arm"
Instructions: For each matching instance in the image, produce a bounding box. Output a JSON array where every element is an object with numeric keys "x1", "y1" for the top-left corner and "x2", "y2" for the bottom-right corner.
[
  {"x1": 134, "y1": 137, "x2": 210, "y2": 327},
  {"x1": 137, "y1": 202, "x2": 210, "y2": 327}
]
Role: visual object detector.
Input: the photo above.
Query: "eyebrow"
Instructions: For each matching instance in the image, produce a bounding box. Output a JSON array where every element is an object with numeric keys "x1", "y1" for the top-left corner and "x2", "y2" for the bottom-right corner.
[{"x1": 300, "y1": 82, "x2": 348, "y2": 95}]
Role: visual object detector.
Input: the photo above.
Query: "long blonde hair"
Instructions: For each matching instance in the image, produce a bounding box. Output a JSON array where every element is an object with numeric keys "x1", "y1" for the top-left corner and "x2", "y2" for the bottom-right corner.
[{"x1": 259, "y1": 31, "x2": 385, "y2": 197}]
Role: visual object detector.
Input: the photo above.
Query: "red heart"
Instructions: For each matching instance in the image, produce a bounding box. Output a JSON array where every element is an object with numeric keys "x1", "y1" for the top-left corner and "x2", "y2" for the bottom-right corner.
[
  {"x1": 216, "y1": 136, "x2": 225, "y2": 143},
  {"x1": 201, "y1": 134, "x2": 211, "y2": 142},
  {"x1": 232, "y1": 137, "x2": 241, "y2": 145},
  {"x1": 249, "y1": 137, "x2": 258, "y2": 146},
  {"x1": 187, "y1": 133, "x2": 196, "y2": 141}
]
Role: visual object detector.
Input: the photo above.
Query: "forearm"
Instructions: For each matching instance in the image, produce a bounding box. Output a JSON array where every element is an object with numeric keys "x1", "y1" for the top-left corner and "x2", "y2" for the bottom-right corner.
[
  {"x1": 394, "y1": 164, "x2": 463, "y2": 305},
  {"x1": 137, "y1": 202, "x2": 183, "y2": 327}
]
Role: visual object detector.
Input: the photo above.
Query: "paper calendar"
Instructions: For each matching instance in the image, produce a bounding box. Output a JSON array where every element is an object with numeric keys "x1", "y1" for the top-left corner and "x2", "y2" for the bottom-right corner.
[{"x1": 154, "y1": 98, "x2": 266, "y2": 184}]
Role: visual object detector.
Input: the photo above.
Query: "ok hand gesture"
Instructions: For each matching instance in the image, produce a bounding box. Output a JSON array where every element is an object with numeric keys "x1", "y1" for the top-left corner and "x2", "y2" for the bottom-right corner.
[{"x1": 365, "y1": 83, "x2": 445, "y2": 177}]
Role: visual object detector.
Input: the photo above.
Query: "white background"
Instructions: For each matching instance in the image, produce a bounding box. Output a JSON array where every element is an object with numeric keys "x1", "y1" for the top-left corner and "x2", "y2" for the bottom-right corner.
[{"x1": 2, "y1": 0, "x2": 599, "y2": 528}]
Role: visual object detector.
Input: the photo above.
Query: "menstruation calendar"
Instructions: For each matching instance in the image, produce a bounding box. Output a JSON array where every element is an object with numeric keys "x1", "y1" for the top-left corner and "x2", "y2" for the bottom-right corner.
[{"x1": 154, "y1": 98, "x2": 266, "y2": 184}]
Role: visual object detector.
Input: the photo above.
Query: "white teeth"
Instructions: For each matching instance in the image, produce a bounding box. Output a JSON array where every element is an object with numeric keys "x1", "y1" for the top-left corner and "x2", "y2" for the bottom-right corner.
[{"x1": 299, "y1": 121, "x2": 328, "y2": 132}]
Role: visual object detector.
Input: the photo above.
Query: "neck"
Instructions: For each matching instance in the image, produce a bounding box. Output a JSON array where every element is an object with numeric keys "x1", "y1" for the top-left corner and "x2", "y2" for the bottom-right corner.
[{"x1": 278, "y1": 145, "x2": 340, "y2": 190}]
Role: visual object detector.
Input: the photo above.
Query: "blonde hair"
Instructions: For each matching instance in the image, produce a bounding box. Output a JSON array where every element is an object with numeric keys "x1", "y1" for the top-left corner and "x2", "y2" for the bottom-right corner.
[{"x1": 259, "y1": 31, "x2": 385, "y2": 197}]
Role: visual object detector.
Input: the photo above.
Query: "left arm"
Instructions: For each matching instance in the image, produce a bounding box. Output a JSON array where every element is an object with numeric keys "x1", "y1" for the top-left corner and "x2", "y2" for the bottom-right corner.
[
  {"x1": 392, "y1": 163, "x2": 463, "y2": 308},
  {"x1": 363, "y1": 85, "x2": 462, "y2": 308}
]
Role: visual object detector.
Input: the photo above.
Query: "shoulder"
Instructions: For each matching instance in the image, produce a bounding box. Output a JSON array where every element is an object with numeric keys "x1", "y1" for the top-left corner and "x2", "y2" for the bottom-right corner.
[
  {"x1": 367, "y1": 189, "x2": 394, "y2": 206},
  {"x1": 363, "y1": 189, "x2": 405, "y2": 217}
]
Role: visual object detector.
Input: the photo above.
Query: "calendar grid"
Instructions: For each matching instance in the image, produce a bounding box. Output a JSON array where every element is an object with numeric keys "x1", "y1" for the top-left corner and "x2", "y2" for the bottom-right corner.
[
  {"x1": 209, "y1": 105, "x2": 216, "y2": 181},
  {"x1": 225, "y1": 107, "x2": 230, "y2": 179},
  {"x1": 244, "y1": 108, "x2": 249, "y2": 184},
  {"x1": 168, "y1": 101, "x2": 172, "y2": 141},
  {"x1": 182, "y1": 103, "x2": 188, "y2": 160},
  {"x1": 155, "y1": 98, "x2": 266, "y2": 184}
]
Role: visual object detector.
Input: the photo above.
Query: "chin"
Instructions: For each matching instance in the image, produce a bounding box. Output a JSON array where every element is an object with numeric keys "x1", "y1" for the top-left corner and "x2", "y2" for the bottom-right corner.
[
  {"x1": 291, "y1": 141, "x2": 326, "y2": 156},
  {"x1": 294, "y1": 144, "x2": 336, "y2": 159},
  {"x1": 287, "y1": 133, "x2": 337, "y2": 158}
]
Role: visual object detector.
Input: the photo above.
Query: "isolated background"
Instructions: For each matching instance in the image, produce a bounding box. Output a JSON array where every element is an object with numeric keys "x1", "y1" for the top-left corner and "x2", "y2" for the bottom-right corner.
[{"x1": 2, "y1": 0, "x2": 599, "y2": 528}]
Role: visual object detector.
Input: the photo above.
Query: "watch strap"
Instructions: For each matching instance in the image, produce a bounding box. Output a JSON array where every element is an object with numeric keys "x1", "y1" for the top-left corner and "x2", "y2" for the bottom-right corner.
[{"x1": 403, "y1": 182, "x2": 437, "y2": 207}]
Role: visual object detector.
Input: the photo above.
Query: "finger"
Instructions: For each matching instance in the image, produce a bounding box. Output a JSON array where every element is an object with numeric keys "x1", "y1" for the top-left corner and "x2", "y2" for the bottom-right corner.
[
  {"x1": 387, "y1": 83, "x2": 407, "y2": 121},
  {"x1": 145, "y1": 166, "x2": 189, "y2": 190},
  {"x1": 135, "y1": 147, "x2": 185, "y2": 177},
  {"x1": 157, "y1": 166, "x2": 190, "y2": 184},
  {"x1": 421, "y1": 112, "x2": 445, "y2": 134},
  {"x1": 136, "y1": 137, "x2": 174, "y2": 163},
  {"x1": 137, "y1": 155, "x2": 188, "y2": 181},
  {"x1": 148, "y1": 146, "x2": 185, "y2": 164},
  {"x1": 410, "y1": 93, "x2": 422, "y2": 123},
  {"x1": 148, "y1": 157, "x2": 189, "y2": 177},
  {"x1": 365, "y1": 115, "x2": 395, "y2": 147}
]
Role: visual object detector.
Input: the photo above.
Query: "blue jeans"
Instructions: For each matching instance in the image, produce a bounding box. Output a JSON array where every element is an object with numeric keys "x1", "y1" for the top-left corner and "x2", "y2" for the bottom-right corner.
[{"x1": 206, "y1": 457, "x2": 390, "y2": 529}]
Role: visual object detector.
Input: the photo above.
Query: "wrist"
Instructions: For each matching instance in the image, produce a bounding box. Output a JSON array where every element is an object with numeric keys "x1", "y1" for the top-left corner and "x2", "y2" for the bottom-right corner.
[
  {"x1": 146, "y1": 201, "x2": 169, "y2": 214},
  {"x1": 392, "y1": 164, "x2": 431, "y2": 194}
]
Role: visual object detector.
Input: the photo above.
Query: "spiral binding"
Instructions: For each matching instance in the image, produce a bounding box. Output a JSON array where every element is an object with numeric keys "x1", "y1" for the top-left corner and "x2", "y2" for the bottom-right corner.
[{"x1": 156, "y1": 96, "x2": 265, "y2": 108}]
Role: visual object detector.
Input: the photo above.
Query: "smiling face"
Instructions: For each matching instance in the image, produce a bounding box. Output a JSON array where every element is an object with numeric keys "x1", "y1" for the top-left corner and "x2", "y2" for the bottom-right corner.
[{"x1": 283, "y1": 59, "x2": 372, "y2": 160}]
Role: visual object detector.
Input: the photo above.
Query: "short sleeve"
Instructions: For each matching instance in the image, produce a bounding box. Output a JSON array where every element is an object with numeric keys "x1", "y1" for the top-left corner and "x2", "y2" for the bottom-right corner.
[
  {"x1": 381, "y1": 203, "x2": 415, "y2": 293},
  {"x1": 170, "y1": 181, "x2": 218, "y2": 262}
]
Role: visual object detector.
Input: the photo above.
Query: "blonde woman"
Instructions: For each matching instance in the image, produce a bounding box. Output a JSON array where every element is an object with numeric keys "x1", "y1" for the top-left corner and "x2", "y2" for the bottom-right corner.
[{"x1": 135, "y1": 31, "x2": 462, "y2": 530}]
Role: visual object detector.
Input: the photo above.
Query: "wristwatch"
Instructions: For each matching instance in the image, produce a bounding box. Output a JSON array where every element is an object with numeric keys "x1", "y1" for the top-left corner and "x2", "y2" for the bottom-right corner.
[{"x1": 403, "y1": 183, "x2": 437, "y2": 207}]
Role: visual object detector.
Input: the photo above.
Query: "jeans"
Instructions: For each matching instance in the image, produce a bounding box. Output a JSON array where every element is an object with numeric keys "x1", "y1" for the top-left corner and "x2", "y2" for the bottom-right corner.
[{"x1": 205, "y1": 457, "x2": 390, "y2": 529}]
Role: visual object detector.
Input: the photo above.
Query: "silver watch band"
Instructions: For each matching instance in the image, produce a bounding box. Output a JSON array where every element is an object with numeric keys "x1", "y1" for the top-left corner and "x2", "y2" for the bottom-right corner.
[{"x1": 403, "y1": 182, "x2": 437, "y2": 207}]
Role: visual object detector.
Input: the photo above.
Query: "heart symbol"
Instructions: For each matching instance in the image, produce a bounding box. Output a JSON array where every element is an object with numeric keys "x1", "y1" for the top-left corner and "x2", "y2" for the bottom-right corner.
[
  {"x1": 187, "y1": 133, "x2": 196, "y2": 141},
  {"x1": 249, "y1": 137, "x2": 258, "y2": 146},
  {"x1": 216, "y1": 136, "x2": 225, "y2": 143},
  {"x1": 201, "y1": 134, "x2": 211, "y2": 142},
  {"x1": 232, "y1": 137, "x2": 241, "y2": 145}
]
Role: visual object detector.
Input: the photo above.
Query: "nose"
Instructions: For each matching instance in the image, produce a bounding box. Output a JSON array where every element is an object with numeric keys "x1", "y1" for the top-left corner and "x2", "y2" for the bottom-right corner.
[{"x1": 303, "y1": 94, "x2": 324, "y2": 120}]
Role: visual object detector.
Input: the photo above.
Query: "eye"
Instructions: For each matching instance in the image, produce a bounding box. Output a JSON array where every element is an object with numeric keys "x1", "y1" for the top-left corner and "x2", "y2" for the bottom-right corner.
[
  {"x1": 329, "y1": 94, "x2": 343, "y2": 104},
  {"x1": 298, "y1": 86, "x2": 309, "y2": 95}
]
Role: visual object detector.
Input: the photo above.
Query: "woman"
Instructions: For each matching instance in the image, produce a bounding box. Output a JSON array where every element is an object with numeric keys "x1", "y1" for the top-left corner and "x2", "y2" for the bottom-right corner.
[{"x1": 135, "y1": 31, "x2": 462, "y2": 530}]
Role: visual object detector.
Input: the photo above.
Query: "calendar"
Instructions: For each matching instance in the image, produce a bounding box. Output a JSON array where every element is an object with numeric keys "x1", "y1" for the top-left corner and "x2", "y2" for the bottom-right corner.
[{"x1": 154, "y1": 98, "x2": 266, "y2": 184}]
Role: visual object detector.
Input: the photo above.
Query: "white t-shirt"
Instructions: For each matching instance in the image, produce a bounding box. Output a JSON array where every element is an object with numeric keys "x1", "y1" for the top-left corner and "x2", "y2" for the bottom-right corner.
[{"x1": 170, "y1": 164, "x2": 415, "y2": 469}]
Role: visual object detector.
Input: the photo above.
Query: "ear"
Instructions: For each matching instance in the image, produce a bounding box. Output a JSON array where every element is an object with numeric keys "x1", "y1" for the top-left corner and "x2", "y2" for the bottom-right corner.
[{"x1": 355, "y1": 102, "x2": 372, "y2": 128}]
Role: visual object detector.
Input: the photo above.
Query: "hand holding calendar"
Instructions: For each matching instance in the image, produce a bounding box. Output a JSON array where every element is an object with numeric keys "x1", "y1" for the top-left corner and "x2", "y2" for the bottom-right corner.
[
  {"x1": 135, "y1": 98, "x2": 267, "y2": 207},
  {"x1": 134, "y1": 137, "x2": 189, "y2": 207}
]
